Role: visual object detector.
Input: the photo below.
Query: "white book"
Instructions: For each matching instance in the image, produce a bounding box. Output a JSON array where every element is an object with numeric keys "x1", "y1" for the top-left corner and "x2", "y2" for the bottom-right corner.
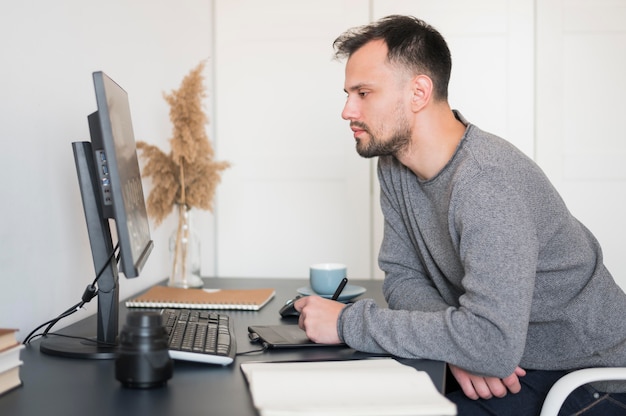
[
  {"x1": 241, "y1": 358, "x2": 457, "y2": 416},
  {"x1": 0, "y1": 344, "x2": 24, "y2": 374}
]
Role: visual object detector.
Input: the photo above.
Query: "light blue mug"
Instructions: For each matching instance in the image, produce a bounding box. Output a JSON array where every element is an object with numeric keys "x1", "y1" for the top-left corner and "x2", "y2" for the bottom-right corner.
[{"x1": 309, "y1": 263, "x2": 347, "y2": 295}]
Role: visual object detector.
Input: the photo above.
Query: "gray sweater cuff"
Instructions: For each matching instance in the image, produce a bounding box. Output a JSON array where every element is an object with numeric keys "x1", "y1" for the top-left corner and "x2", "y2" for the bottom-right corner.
[{"x1": 337, "y1": 302, "x2": 354, "y2": 344}]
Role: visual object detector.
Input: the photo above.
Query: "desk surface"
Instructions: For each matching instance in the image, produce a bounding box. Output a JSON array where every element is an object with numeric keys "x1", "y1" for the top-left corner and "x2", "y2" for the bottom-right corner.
[{"x1": 0, "y1": 277, "x2": 446, "y2": 416}]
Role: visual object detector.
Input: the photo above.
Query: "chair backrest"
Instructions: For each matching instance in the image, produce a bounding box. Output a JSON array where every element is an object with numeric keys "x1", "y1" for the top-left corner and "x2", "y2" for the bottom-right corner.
[{"x1": 539, "y1": 367, "x2": 626, "y2": 416}]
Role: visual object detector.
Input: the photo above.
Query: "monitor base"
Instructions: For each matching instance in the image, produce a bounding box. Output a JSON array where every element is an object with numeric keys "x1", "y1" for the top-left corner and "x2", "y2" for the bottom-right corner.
[{"x1": 40, "y1": 335, "x2": 117, "y2": 360}]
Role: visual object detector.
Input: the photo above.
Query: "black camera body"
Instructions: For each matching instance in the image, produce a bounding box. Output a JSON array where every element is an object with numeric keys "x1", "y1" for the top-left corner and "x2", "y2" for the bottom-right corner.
[{"x1": 115, "y1": 311, "x2": 173, "y2": 389}]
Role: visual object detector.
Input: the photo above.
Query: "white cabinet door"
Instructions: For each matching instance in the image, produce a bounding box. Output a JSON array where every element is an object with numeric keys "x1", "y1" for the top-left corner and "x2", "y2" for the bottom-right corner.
[
  {"x1": 536, "y1": 0, "x2": 626, "y2": 289},
  {"x1": 213, "y1": 0, "x2": 371, "y2": 278}
]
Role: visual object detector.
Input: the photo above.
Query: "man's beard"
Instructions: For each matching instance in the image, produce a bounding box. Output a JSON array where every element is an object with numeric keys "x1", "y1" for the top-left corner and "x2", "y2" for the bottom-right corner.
[{"x1": 353, "y1": 120, "x2": 411, "y2": 158}]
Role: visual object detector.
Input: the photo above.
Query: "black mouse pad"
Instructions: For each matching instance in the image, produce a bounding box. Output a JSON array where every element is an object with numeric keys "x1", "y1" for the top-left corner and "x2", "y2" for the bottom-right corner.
[{"x1": 248, "y1": 325, "x2": 345, "y2": 349}]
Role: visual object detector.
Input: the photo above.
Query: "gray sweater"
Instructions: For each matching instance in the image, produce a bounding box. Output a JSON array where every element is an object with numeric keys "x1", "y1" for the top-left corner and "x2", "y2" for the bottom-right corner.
[{"x1": 338, "y1": 113, "x2": 626, "y2": 392}]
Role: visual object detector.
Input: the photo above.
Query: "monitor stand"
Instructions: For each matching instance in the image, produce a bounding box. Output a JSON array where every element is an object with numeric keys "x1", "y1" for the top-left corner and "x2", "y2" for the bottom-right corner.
[
  {"x1": 39, "y1": 335, "x2": 117, "y2": 360},
  {"x1": 39, "y1": 141, "x2": 120, "y2": 360}
]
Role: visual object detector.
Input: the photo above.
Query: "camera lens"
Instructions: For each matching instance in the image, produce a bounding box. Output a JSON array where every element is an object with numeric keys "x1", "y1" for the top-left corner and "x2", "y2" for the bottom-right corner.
[{"x1": 115, "y1": 311, "x2": 173, "y2": 388}]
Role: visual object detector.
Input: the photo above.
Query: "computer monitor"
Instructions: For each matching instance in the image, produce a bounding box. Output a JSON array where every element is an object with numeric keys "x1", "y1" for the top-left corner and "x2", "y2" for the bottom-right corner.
[{"x1": 40, "y1": 72, "x2": 154, "y2": 359}]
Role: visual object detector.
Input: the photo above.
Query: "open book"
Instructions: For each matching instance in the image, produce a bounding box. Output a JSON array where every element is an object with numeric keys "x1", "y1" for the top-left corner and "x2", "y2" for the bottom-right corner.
[{"x1": 241, "y1": 358, "x2": 456, "y2": 416}]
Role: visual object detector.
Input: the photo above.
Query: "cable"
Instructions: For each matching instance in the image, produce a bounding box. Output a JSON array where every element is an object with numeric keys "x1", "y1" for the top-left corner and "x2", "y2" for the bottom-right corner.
[
  {"x1": 91, "y1": 242, "x2": 121, "y2": 287},
  {"x1": 23, "y1": 243, "x2": 120, "y2": 345},
  {"x1": 37, "y1": 332, "x2": 117, "y2": 347},
  {"x1": 22, "y1": 302, "x2": 83, "y2": 344},
  {"x1": 236, "y1": 344, "x2": 269, "y2": 356},
  {"x1": 41, "y1": 244, "x2": 119, "y2": 336}
]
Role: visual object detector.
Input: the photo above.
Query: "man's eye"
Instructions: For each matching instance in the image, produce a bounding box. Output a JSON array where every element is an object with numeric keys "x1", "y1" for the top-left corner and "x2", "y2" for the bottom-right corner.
[{"x1": 359, "y1": 91, "x2": 369, "y2": 97}]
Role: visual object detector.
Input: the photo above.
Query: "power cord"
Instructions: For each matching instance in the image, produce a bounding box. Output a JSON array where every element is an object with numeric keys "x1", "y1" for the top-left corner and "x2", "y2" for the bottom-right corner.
[
  {"x1": 236, "y1": 344, "x2": 269, "y2": 356},
  {"x1": 23, "y1": 243, "x2": 120, "y2": 345}
]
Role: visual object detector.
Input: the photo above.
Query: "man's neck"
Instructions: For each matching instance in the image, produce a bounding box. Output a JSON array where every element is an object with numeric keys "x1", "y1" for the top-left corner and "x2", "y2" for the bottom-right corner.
[{"x1": 396, "y1": 105, "x2": 466, "y2": 180}]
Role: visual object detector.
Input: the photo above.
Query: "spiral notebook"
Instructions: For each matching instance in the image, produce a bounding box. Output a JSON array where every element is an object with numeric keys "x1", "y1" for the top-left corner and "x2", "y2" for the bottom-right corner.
[{"x1": 125, "y1": 285, "x2": 275, "y2": 311}]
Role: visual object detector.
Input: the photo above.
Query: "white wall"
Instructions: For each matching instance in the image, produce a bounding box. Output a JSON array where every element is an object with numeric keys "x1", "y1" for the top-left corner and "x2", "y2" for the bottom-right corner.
[
  {"x1": 0, "y1": 0, "x2": 214, "y2": 338},
  {"x1": 213, "y1": 0, "x2": 372, "y2": 280},
  {"x1": 536, "y1": 0, "x2": 626, "y2": 289}
]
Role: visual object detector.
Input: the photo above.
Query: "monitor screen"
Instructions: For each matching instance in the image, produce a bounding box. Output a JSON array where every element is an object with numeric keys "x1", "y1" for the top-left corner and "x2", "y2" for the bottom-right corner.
[
  {"x1": 89, "y1": 71, "x2": 153, "y2": 278},
  {"x1": 40, "y1": 72, "x2": 153, "y2": 359}
]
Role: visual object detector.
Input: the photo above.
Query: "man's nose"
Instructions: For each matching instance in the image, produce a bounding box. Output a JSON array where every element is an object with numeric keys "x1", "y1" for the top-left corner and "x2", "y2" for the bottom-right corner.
[{"x1": 341, "y1": 98, "x2": 358, "y2": 121}]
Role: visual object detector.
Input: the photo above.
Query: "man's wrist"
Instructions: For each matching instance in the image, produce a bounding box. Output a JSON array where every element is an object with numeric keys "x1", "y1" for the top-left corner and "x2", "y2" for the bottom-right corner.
[{"x1": 336, "y1": 302, "x2": 352, "y2": 343}]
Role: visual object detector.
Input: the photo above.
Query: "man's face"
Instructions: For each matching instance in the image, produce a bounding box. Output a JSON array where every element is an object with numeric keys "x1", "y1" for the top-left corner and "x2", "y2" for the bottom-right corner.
[{"x1": 341, "y1": 39, "x2": 412, "y2": 158}]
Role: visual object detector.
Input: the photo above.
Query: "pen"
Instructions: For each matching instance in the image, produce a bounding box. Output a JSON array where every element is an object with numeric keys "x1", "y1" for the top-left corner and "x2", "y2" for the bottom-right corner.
[{"x1": 331, "y1": 277, "x2": 349, "y2": 301}]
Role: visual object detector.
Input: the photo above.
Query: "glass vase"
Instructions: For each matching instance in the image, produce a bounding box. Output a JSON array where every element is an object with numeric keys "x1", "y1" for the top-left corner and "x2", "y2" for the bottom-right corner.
[{"x1": 168, "y1": 204, "x2": 203, "y2": 288}]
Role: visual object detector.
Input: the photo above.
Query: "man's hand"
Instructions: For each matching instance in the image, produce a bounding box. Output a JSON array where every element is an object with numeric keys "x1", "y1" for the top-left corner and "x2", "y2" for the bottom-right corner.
[
  {"x1": 294, "y1": 295, "x2": 346, "y2": 344},
  {"x1": 449, "y1": 364, "x2": 526, "y2": 400}
]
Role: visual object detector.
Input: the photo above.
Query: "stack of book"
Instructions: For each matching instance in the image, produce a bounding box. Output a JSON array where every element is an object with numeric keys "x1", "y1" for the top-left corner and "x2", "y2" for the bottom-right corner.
[{"x1": 0, "y1": 329, "x2": 23, "y2": 396}]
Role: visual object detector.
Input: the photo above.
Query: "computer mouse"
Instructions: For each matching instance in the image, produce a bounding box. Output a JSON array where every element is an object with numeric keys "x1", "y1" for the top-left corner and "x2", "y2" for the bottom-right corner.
[{"x1": 279, "y1": 295, "x2": 303, "y2": 317}]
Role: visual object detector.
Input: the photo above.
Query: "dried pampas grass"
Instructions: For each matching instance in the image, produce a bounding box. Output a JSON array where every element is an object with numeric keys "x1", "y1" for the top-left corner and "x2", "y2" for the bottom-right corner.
[{"x1": 137, "y1": 61, "x2": 230, "y2": 226}]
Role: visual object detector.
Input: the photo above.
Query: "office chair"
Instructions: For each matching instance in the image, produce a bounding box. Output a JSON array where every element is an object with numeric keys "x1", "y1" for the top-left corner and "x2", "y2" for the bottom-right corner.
[{"x1": 539, "y1": 367, "x2": 626, "y2": 416}]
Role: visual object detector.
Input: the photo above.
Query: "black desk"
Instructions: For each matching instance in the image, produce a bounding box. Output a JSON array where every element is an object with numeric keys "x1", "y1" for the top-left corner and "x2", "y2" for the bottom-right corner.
[{"x1": 0, "y1": 278, "x2": 447, "y2": 416}]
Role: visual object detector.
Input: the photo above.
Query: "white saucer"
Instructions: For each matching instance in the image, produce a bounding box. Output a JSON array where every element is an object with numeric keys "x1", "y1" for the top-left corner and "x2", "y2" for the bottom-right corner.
[{"x1": 297, "y1": 284, "x2": 366, "y2": 302}]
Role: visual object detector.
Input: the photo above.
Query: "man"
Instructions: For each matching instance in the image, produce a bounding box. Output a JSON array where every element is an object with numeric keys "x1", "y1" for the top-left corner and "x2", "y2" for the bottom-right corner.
[{"x1": 294, "y1": 15, "x2": 626, "y2": 415}]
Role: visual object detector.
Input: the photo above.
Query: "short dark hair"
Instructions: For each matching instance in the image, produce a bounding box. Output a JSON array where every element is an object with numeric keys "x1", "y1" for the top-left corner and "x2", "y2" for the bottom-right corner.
[{"x1": 333, "y1": 15, "x2": 452, "y2": 101}]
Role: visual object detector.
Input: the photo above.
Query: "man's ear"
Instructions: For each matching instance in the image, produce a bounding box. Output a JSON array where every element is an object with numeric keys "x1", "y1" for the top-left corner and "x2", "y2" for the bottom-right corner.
[{"x1": 410, "y1": 75, "x2": 433, "y2": 111}]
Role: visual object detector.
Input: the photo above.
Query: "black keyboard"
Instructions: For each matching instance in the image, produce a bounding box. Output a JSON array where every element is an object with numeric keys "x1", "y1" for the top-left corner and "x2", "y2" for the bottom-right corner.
[{"x1": 161, "y1": 308, "x2": 236, "y2": 365}]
